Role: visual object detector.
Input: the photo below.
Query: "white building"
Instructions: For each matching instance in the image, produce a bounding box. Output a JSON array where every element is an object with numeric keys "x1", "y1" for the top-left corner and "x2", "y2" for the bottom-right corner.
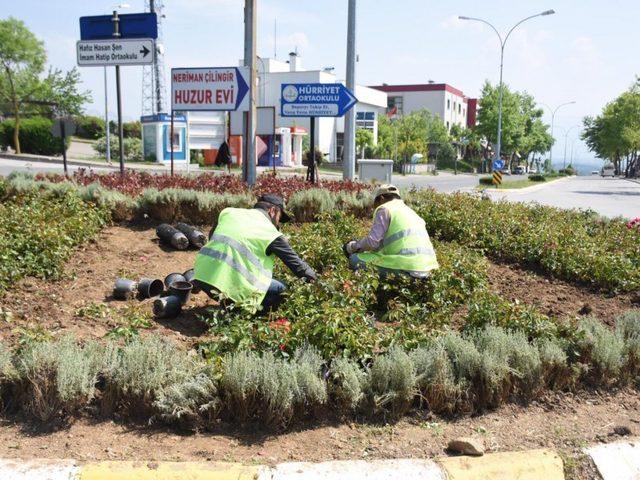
[
  {"x1": 370, "y1": 83, "x2": 477, "y2": 131},
  {"x1": 236, "y1": 52, "x2": 387, "y2": 164}
]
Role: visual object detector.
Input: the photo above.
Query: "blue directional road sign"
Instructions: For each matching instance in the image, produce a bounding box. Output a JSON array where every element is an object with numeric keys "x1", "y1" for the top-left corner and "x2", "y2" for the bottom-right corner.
[
  {"x1": 281, "y1": 83, "x2": 358, "y2": 117},
  {"x1": 80, "y1": 13, "x2": 158, "y2": 40},
  {"x1": 492, "y1": 159, "x2": 505, "y2": 171}
]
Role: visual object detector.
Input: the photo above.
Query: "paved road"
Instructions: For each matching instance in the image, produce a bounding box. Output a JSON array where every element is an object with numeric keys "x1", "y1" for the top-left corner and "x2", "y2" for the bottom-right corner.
[
  {"x1": 486, "y1": 176, "x2": 640, "y2": 219},
  {"x1": 391, "y1": 172, "x2": 479, "y2": 192}
]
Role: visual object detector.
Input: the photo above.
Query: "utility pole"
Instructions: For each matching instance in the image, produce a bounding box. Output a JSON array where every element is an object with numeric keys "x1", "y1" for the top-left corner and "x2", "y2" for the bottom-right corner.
[
  {"x1": 112, "y1": 10, "x2": 125, "y2": 175},
  {"x1": 103, "y1": 67, "x2": 111, "y2": 164},
  {"x1": 343, "y1": 0, "x2": 357, "y2": 180},
  {"x1": 243, "y1": 0, "x2": 257, "y2": 185}
]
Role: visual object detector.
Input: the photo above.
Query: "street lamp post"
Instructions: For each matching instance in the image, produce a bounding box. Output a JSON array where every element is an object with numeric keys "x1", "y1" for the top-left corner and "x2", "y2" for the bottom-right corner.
[
  {"x1": 563, "y1": 125, "x2": 579, "y2": 168},
  {"x1": 459, "y1": 10, "x2": 555, "y2": 164},
  {"x1": 541, "y1": 101, "x2": 576, "y2": 168}
]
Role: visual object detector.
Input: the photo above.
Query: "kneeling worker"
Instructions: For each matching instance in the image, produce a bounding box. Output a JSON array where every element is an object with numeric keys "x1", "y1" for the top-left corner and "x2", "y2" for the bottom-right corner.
[
  {"x1": 344, "y1": 185, "x2": 439, "y2": 278},
  {"x1": 193, "y1": 194, "x2": 316, "y2": 310}
]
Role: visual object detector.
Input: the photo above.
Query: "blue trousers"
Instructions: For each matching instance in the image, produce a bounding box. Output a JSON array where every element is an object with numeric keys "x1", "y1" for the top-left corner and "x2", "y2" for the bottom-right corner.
[{"x1": 193, "y1": 278, "x2": 287, "y2": 311}]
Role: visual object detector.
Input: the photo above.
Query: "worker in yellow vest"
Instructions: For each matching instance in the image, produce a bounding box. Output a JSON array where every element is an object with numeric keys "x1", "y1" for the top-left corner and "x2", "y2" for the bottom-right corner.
[
  {"x1": 193, "y1": 194, "x2": 316, "y2": 310},
  {"x1": 344, "y1": 184, "x2": 439, "y2": 278}
]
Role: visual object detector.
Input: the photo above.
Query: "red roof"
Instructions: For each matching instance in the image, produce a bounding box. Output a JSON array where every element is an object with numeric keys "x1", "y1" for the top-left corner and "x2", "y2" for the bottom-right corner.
[{"x1": 371, "y1": 83, "x2": 466, "y2": 98}]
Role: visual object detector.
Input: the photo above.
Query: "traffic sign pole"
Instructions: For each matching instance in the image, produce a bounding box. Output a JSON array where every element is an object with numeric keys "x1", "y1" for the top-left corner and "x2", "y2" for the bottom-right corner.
[
  {"x1": 170, "y1": 110, "x2": 174, "y2": 176},
  {"x1": 112, "y1": 10, "x2": 125, "y2": 176},
  {"x1": 60, "y1": 119, "x2": 68, "y2": 177},
  {"x1": 307, "y1": 116, "x2": 316, "y2": 184}
]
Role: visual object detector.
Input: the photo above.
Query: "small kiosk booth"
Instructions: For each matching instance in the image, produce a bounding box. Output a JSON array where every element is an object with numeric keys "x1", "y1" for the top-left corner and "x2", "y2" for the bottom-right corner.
[{"x1": 141, "y1": 113, "x2": 189, "y2": 165}]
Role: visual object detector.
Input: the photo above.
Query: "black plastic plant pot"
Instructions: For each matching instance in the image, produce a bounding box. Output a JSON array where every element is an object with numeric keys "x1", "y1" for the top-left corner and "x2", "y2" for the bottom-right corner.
[
  {"x1": 176, "y1": 222, "x2": 207, "y2": 249},
  {"x1": 113, "y1": 278, "x2": 138, "y2": 300},
  {"x1": 164, "y1": 272, "x2": 187, "y2": 289},
  {"x1": 156, "y1": 224, "x2": 189, "y2": 250},
  {"x1": 153, "y1": 295, "x2": 182, "y2": 318},
  {"x1": 169, "y1": 280, "x2": 193, "y2": 305},
  {"x1": 137, "y1": 278, "x2": 164, "y2": 299},
  {"x1": 182, "y1": 269, "x2": 201, "y2": 293}
]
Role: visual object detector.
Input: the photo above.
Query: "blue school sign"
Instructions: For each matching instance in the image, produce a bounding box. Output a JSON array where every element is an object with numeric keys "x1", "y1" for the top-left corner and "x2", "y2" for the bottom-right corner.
[{"x1": 280, "y1": 83, "x2": 357, "y2": 117}]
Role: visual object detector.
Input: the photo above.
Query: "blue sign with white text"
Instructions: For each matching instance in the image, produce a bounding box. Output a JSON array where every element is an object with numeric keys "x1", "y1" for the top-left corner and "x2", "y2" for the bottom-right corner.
[
  {"x1": 280, "y1": 83, "x2": 357, "y2": 117},
  {"x1": 493, "y1": 159, "x2": 505, "y2": 171},
  {"x1": 80, "y1": 12, "x2": 158, "y2": 40}
]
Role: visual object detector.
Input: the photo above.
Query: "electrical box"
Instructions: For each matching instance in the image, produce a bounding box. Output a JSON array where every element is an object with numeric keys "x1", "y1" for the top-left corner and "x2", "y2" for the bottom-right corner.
[
  {"x1": 141, "y1": 113, "x2": 189, "y2": 164},
  {"x1": 358, "y1": 159, "x2": 394, "y2": 183}
]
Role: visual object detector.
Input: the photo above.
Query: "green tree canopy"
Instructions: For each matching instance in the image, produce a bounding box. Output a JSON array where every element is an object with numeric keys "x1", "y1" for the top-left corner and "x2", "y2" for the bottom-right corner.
[{"x1": 0, "y1": 17, "x2": 90, "y2": 153}]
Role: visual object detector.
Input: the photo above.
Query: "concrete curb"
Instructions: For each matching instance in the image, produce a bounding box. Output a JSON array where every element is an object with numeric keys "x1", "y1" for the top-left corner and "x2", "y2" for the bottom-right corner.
[
  {"x1": 0, "y1": 451, "x2": 568, "y2": 479},
  {"x1": 483, "y1": 175, "x2": 574, "y2": 194},
  {"x1": 585, "y1": 438, "x2": 640, "y2": 479}
]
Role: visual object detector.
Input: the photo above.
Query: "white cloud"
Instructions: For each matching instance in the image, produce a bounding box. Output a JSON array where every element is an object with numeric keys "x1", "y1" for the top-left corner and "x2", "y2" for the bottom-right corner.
[{"x1": 567, "y1": 36, "x2": 600, "y2": 69}]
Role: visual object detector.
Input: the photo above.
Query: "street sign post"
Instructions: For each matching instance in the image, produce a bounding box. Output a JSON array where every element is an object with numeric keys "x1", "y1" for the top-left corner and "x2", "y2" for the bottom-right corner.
[
  {"x1": 80, "y1": 13, "x2": 157, "y2": 40},
  {"x1": 492, "y1": 159, "x2": 505, "y2": 171},
  {"x1": 280, "y1": 83, "x2": 358, "y2": 183},
  {"x1": 77, "y1": 10, "x2": 157, "y2": 176},
  {"x1": 492, "y1": 170, "x2": 503, "y2": 186},
  {"x1": 77, "y1": 38, "x2": 154, "y2": 67},
  {"x1": 51, "y1": 117, "x2": 76, "y2": 177}
]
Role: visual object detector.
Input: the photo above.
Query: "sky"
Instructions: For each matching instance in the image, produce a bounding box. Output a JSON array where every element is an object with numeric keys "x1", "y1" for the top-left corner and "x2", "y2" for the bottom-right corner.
[{"x1": 4, "y1": 0, "x2": 640, "y2": 164}]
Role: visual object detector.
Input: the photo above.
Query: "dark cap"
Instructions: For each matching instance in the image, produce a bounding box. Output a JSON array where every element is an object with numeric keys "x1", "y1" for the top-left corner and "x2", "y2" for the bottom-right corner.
[{"x1": 257, "y1": 194, "x2": 292, "y2": 223}]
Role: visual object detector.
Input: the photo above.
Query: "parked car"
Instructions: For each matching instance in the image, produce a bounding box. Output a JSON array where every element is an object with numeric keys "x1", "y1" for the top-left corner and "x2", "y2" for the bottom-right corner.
[
  {"x1": 601, "y1": 165, "x2": 615, "y2": 177},
  {"x1": 529, "y1": 168, "x2": 538, "y2": 174},
  {"x1": 514, "y1": 166, "x2": 526, "y2": 175},
  {"x1": 501, "y1": 169, "x2": 512, "y2": 175},
  {"x1": 591, "y1": 170, "x2": 599, "y2": 175}
]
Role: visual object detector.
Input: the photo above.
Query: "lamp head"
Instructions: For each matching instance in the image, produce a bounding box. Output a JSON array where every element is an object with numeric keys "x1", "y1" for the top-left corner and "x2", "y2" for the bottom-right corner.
[
  {"x1": 458, "y1": 15, "x2": 471, "y2": 20},
  {"x1": 541, "y1": 9, "x2": 555, "y2": 16}
]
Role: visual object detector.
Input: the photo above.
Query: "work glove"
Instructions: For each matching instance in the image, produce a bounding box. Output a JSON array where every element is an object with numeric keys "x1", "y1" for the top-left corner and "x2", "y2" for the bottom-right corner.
[{"x1": 342, "y1": 240, "x2": 357, "y2": 257}]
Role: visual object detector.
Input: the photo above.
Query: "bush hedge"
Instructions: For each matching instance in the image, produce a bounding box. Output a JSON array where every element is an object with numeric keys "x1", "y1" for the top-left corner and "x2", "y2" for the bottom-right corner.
[
  {"x1": 528, "y1": 174, "x2": 546, "y2": 182},
  {"x1": 0, "y1": 117, "x2": 65, "y2": 155},
  {"x1": 478, "y1": 177, "x2": 494, "y2": 186},
  {"x1": 1, "y1": 313, "x2": 639, "y2": 428},
  {"x1": 74, "y1": 115, "x2": 105, "y2": 139}
]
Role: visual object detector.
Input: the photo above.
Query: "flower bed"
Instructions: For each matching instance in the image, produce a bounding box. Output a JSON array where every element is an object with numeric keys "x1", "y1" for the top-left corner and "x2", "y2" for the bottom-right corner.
[
  {"x1": 408, "y1": 190, "x2": 640, "y2": 292},
  {"x1": 1, "y1": 310, "x2": 639, "y2": 429},
  {"x1": 0, "y1": 190, "x2": 109, "y2": 293},
  {"x1": 35, "y1": 170, "x2": 370, "y2": 199}
]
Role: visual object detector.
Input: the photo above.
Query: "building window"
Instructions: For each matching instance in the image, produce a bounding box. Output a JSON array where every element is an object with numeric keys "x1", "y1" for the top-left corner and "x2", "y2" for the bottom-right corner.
[
  {"x1": 336, "y1": 132, "x2": 344, "y2": 162},
  {"x1": 463, "y1": 108, "x2": 466, "y2": 116},
  {"x1": 458, "y1": 104, "x2": 461, "y2": 114},
  {"x1": 446, "y1": 121, "x2": 450, "y2": 130},
  {"x1": 387, "y1": 96, "x2": 403, "y2": 115},
  {"x1": 356, "y1": 111, "x2": 376, "y2": 132},
  {"x1": 447, "y1": 99, "x2": 450, "y2": 110}
]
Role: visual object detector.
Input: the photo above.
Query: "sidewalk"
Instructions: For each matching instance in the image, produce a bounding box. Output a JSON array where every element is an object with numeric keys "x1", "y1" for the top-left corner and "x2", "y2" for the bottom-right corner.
[{"x1": 0, "y1": 448, "x2": 568, "y2": 480}]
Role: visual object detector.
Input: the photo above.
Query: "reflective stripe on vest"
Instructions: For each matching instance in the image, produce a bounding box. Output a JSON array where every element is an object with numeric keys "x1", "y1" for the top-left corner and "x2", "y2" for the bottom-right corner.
[
  {"x1": 198, "y1": 246, "x2": 271, "y2": 293},
  {"x1": 193, "y1": 208, "x2": 281, "y2": 306},
  {"x1": 356, "y1": 199, "x2": 439, "y2": 272}
]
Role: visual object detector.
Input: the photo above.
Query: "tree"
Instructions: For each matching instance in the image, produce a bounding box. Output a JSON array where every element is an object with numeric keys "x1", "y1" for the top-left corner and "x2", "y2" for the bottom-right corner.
[
  {"x1": 0, "y1": 18, "x2": 90, "y2": 153},
  {"x1": 0, "y1": 17, "x2": 45, "y2": 153},
  {"x1": 582, "y1": 79, "x2": 640, "y2": 177},
  {"x1": 355, "y1": 128, "x2": 373, "y2": 159}
]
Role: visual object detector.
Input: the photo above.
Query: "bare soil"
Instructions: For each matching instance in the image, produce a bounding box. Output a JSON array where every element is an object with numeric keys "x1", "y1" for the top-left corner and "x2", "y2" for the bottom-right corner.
[
  {"x1": 0, "y1": 389, "x2": 637, "y2": 479},
  {"x1": 0, "y1": 223, "x2": 636, "y2": 349}
]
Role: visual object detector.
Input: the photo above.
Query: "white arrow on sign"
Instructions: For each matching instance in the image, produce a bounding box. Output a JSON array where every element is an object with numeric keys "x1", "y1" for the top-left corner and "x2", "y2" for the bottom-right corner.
[{"x1": 76, "y1": 38, "x2": 155, "y2": 67}]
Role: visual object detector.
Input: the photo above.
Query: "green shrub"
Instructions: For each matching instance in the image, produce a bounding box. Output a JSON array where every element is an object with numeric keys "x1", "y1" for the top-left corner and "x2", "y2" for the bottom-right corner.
[
  {"x1": 102, "y1": 336, "x2": 198, "y2": 417},
  {"x1": 364, "y1": 347, "x2": 416, "y2": 418},
  {"x1": 288, "y1": 188, "x2": 336, "y2": 223},
  {"x1": 75, "y1": 115, "x2": 105, "y2": 139},
  {"x1": 329, "y1": 357, "x2": 366, "y2": 412},
  {"x1": 123, "y1": 120, "x2": 141, "y2": 139},
  {"x1": 528, "y1": 174, "x2": 546, "y2": 182},
  {"x1": 411, "y1": 343, "x2": 460, "y2": 414},
  {"x1": 138, "y1": 188, "x2": 254, "y2": 224},
  {"x1": 616, "y1": 310, "x2": 640, "y2": 384},
  {"x1": 93, "y1": 136, "x2": 142, "y2": 161},
  {"x1": 0, "y1": 342, "x2": 15, "y2": 409},
  {"x1": 0, "y1": 192, "x2": 108, "y2": 292},
  {"x1": 15, "y1": 337, "x2": 104, "y2": 423},
  {"x1": 219, "y1": 348, "x2": 327, "y2": 428},
  {"x1": 536, "y1": 337, "x2": 570, "y2": 389},
  {"x1": 465, "y1": 290, "x2": 558, "y2": 339},
  {"x1": 574, "y1": 318, "x2": 625, "y2": 387},
  {"x1": 0, "y1": 117, "x2": 64, "y2": 155},
  {"x1": 153, "y1": 370, "x2": 219, "y2": 430}
]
